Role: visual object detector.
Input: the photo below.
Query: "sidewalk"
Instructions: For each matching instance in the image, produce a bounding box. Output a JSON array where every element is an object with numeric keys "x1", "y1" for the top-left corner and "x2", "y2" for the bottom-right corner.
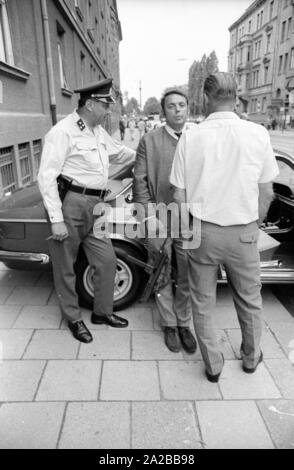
[{"x1": 0, "y1": 258, "x2": 294, "y2": 449}]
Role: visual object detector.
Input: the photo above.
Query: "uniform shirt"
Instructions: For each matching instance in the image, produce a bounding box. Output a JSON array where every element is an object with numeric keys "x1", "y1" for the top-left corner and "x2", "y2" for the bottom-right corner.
[
  {"x1": 38, "y1": 111, "x2": 135, "y2": 223},
  {"x1": 170, "y1": 112, "x2": 279, "y2": 226}
]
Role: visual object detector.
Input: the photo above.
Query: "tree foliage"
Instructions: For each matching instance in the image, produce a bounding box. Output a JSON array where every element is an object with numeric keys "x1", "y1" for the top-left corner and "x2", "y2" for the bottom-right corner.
[
  {"x1": 143, "y1": 96, "x2": 161, "y2": 116},
  {"x1": 188, "y1": 51, "x2": 219, "y2": 117},
  {"x1": 123, "y1": 97, "x2": 140, "y2": 116}
]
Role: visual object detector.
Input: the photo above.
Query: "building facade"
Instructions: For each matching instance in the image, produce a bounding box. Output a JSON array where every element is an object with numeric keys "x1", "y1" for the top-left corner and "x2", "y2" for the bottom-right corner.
[
  {"x1": 228, "y1": 0, "x2": 294, "y2": 127},
  {"x1": 0, "y1": 0, "x2": 122, "y2": 197}
]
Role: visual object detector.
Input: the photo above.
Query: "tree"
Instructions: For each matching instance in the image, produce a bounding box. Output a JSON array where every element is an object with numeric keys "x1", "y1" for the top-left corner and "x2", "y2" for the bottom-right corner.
[
  {"x1": 124, "y1": 97, "x2": 140, "y2": 116},
  {"x1": 188, "y1": 51, "x2": 219, "y2": 117},
  {"x1": 143, "y1": 96, "x2": 161, "y2": 116}
]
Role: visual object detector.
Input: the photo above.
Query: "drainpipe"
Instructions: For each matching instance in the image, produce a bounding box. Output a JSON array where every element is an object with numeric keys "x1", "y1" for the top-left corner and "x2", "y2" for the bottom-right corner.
[{"x1": 41, "y1": 0, "x2": 57, "y2": 125}]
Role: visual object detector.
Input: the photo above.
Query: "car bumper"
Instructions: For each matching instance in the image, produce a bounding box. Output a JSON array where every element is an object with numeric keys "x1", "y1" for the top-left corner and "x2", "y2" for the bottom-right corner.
[{"x1": 0, "y1": 250, "x2": 50, "y2": 264}]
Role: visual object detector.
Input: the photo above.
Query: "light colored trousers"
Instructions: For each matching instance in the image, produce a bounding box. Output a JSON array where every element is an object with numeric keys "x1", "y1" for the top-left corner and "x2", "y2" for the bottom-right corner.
[
  {"x1": 147, "y1": 237, "x2": 191, "y2": 328},
  {"x1": 48, "y1": 191, "x2": 116, "y2": 322},
  {"x1": 188, "y1": 220, "x2": 263, "y2": 375}
]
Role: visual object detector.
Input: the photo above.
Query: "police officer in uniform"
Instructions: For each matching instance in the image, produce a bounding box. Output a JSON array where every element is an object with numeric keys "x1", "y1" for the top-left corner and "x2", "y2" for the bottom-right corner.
[{"x1": 38, "y1": 78, "x2": 135, "y2": 343}]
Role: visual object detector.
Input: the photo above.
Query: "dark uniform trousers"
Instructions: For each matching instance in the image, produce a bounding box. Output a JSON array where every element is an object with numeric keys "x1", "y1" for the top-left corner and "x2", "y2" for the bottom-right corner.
[
  {"x1": 188, "y1": 220, "x2": 263, "y2": 375},
  {"x1": 48, "y1": 191, "x2": 116, "y2": 322}
]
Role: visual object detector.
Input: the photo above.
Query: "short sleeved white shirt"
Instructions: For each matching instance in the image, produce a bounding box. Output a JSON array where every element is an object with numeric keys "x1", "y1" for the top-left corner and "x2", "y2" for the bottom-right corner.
[{"x1": 170, "y1": 112, "x2": 279, "y2": 226}]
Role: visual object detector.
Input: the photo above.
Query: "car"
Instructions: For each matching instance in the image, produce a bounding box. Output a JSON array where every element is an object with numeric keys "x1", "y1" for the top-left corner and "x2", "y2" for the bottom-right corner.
[{"x1": 0, "y1": 150, "x2": 294, "y2": 312}]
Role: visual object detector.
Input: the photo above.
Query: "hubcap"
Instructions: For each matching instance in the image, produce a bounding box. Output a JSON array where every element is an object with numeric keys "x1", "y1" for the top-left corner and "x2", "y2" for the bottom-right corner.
[{"x1": 83, "y1": 259, "x2": 133, "y2": 301}]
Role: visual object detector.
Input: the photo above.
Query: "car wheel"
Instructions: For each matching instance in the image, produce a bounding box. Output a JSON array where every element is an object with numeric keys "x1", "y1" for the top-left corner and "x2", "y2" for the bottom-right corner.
[{"x1": 75, "y1": 242, "x2": 147, "y2": 311}]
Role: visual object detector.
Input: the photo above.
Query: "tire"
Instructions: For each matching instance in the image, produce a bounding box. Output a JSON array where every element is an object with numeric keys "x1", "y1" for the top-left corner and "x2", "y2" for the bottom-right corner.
[{"x1": 75, "y1": 242, "x2": 147, "y2": 311}]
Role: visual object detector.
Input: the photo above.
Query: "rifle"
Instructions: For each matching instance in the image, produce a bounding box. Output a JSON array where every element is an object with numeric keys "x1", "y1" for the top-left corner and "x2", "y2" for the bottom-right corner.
[{"x1": 127, "y1": 238, "x2": 169, "y2": 303}]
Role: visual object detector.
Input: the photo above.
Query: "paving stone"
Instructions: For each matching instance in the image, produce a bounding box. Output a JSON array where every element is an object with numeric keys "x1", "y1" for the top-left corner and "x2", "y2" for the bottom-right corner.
[
  {"x1": 263, "y1": 294, "x2": 294, "y2": 325},
  {"x1": 196, "y1": 401, "x2": 274, "y2": 449},
  {"x1": 268, "y1": 322, "x2": 294, "y2": 357},
  {"x1": 35, "y1": 272, "x2": 54, "y2": 286},
  {"x1": 0, "y1": 402, "x2": 65, "y2": 449},
  {"x1": 0, "y1": 286, "x2": 14, "y2": 304},
  {"x1": 100, "y1": 361, "x2": 160, "y2": 401},
  {"x1": 0, "y1": 360, "x2": 45, "y2": 401},
  {"x1": 0, "y1": 305, "x2": 21, "y2": 328},
  {"x1": 159, "y1": 362, "x2": 221, "y2": 400},
  {"x1": 265, "y1": 359, "x2": 294, "y2": 398},
  {"x1": 47, "y1": 289, "x2": 59, "y2": 305},
  {"x1": 219, "y1": 360, "x2": 281, "y2": 399},
  {"x1": 121, "y1": 307, "x2": 154, "y2": 330},
  {"x1": 181, "y1": 329, "x2": 235, "y2": 361},
  {"x1": 213, "y1": 304, "x2": 254, "y2": 329},
  {"x1": 79, "y1": 331, "x2": 130, "y2": 359},
  {"x1": 0, "y1": 270, "x2": 41, "y2": 286},
  {"x1": 257, "y1": 400, "x2": 294, "y2": 449},
  {"x1": 0, "y1": 329, "x2": 33, "y2": 359},
  {"x1": 5, "y1": 286, "x2": 52, "y2": 305},
  {"x1": 152, "y1": 308, "x2": 162, "y2": 331},
  {"x1": 13, "y1": 306, "x2": 62, "y2": 329},
  {"x1": 59, "y1": 402, "x2": 130, "y2": 449},
  {"x1": 23, "y1": 330, "x2": 79, "y2": 359},
  {"x1": 36, "y1": 360, "x2": 101, "y2": 401},
  {"x1": 132, "y1": 331, "x2": 183, "y2": 360},
  {"x1": 227, "y1": 327, "x2": 285, "y2": 359},
  {"x1": 132, "y1": 402, "x2": 202, "y2": 449}
]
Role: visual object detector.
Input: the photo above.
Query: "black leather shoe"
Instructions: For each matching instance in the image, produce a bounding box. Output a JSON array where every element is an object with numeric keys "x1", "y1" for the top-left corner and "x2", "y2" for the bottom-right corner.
[
  {"x1": 164, "y1": 327, "x2": 181, "y2": 353},
  {"x1": 91, "y1": 313, "x2": 128, "y2": 328},
  {"x1": 242, "y1": 352, "x2": 263, "y2": 374},
  {"x1": 205, "y1": 353, "x2": 224, "y2": 383},
  {"x1": 68, "y1": 320, "x2": 93, "y2": 343},
  {"x1": 178, "y1": 327, "x2": 197, "y2": 354}
]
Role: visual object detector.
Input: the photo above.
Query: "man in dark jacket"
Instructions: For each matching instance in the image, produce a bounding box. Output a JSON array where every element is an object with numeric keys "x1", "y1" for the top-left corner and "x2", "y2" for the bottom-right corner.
[{"x1": 132, "y1": 89, "x2": 197, "y2": 354}]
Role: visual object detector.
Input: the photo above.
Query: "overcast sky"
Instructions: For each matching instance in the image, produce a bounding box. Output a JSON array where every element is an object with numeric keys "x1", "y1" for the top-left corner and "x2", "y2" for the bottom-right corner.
[{"x1": 117, "y1": 0, "x2": 253, "y2": 106}]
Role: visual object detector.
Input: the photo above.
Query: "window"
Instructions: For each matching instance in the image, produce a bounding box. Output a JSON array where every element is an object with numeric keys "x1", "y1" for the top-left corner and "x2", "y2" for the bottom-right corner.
[
  {"x1": 284, "y1": 53, "x2": 288, "y2": 73},
  {"x1": 0, "y1": 0, "x2": 14, "y2": 65},
  {"x1": 290, "y1": 48, "x2": 294, "y2": 68},
  {"x1": 246, "y1": 73, "x2": 250, "y2": 89},
  {"x1": 248, "y1": 20, "x2": 251, "y2": 32},
  {"x1": 57, "y1": 23, "x2": 68, "y2": 89},
  {"x1": 0, "y1": 146, "x2": 16, "y2": 193},
  {"x1": 247, "y1": 46, "x2": 251, "y2": 62},
  {"x1": 281, "y1": 21, "x2": 287, "y2": 42},
  {"x1": 18, "y1": 143, "x2": 32, "y2": 186},
  {"x1": 262, "y1": 97, "x2": 267, "y2": 113},
  {"x1": 80, "y1": 52, "x2": 85, "y2": 85},
  {"x1": 264, "y1": 66, "x2": 269, "y2": 83},
  {"x1": 287, "y1": 17, "x2": 292, "y2": 38},
  {"x1": 269, "y1": 1, "x2": 274, "y2": 20},
  {"x1": 33, "y1": 140, "x2": 42, "y2": 172},
  {"x1": 266, "y1": 34, "x2": 271, "y2": 53},
  {"x1": 260, "y1": 10, "x2": 263, "y2": 27},
  {"x1": 278, "y1": 55, "x2": 283, "y2": 73},
  {"x1": 257, "y1": 13, "x2": 260, "y2": 29}
]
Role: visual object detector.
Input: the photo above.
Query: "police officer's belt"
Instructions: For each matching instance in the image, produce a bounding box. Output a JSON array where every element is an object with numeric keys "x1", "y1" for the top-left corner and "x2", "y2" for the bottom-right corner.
[{"x1": 69, "y1": 184, "x2": 107, "y2": 198}]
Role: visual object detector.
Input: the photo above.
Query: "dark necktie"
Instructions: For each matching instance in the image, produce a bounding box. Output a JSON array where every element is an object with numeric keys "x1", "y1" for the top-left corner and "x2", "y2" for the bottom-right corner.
[{"x1": 175, "y1": 132, "x2": 182, "y2": 140}]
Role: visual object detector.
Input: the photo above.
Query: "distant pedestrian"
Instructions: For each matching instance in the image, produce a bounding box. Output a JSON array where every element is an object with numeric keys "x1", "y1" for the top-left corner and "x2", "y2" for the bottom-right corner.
[
  {"x1": 128, "y1": 118, "x2": 136, "y2": 141},
  {"x1": 119, "y1": 118, "x2": 126, "y2": 140},
  {"x1": 271, "y1": 118, "x2": 277, "y2": 130},
  {"x1": 137, "y1": 119, "x2": 146, "y2": 138}
]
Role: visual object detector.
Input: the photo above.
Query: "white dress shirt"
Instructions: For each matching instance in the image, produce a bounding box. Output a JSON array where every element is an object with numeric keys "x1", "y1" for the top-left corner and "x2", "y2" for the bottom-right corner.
[
  {"x1": 38, "y1": 111, "x2": 135, "y2": 223},
  {"x1": 170, "y1": 112, "x2": 279, "y2": 226}
]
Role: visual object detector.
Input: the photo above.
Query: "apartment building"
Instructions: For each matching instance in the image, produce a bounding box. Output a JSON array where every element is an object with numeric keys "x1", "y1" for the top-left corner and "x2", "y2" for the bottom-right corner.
[
  {"x1": 0, "y1": 0, "x2": 122, "y2": 197},
  {"x1": 228, "y1": 0, "x2": 294, "y2": 127}
]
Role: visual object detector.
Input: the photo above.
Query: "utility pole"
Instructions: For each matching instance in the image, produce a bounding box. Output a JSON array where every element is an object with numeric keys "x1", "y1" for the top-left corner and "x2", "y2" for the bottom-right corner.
[{"x1": 139, "y1": 80, "x2": 142, "y2": 110}]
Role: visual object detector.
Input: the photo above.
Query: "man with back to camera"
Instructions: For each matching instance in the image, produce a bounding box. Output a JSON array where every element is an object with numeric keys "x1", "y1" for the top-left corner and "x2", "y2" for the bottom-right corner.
[
  {"x1": 133, "y1": 89, "x2": 197, "y2": 354},
  {"x1": 170, "y1": 72, "x2": 279, "y2": 381},
  {"x1": 38, "y1": 78, "x2": 135, "y2": 343}
]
